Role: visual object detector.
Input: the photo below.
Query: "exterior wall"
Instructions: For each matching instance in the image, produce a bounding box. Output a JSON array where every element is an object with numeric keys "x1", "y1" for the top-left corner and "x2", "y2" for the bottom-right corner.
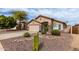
[
  {"x1": 28, "y1": 21, "x2": 41, "y2": 32},
  {"x1": 28, "y1": 16, "x2": 66, "y2": 32},
  {"x1": 36, "y1": 17, "x2": 52, "y2": 25},
  {"x1": 28, "y1": 21, "x2": 40, "y2": 26},
  {"x1": 53, "y1": 21, "x2": 64, "y2": 30},
  {"x1": 36, "y1": 17, "x2": 52, "y2": 32},
  {"x1": 29, "y1": 25, "x2": 40, "y2": 32}
]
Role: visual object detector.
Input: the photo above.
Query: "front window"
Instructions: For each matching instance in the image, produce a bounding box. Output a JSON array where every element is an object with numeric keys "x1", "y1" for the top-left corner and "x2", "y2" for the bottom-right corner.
[{"x1": 53, "y1": 24, "x2": 58, "y2": 29}]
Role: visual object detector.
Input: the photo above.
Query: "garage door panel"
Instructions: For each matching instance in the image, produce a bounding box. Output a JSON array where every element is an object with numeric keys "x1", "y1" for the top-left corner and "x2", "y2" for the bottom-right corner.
[{"x1": 29, "y1": 25, "x2": 40, "y2": 32}]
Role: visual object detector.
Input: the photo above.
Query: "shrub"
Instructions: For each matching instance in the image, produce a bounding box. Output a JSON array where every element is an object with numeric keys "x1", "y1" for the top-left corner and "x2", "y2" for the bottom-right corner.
[
  {"x1": 23, "y1": 32, "x2": 31, "y2": 37},
  {"x1": 51, "y1": 29, "x2": 60, "y2": 36},
  {"x1": 33, "y1": 33, "x2": 39, "y2": 51}
]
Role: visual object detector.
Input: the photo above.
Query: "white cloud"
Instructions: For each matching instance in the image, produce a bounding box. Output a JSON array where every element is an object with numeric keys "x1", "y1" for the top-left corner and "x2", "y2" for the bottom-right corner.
[{"x1": 0, "y1": 8, "x2": 79, "y2": 25}]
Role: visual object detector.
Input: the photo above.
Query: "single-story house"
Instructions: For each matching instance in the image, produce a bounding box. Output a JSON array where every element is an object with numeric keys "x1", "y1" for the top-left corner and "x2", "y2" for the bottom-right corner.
[{"x1": 27, "y1": 15, "x2": 67, "y2": 32}]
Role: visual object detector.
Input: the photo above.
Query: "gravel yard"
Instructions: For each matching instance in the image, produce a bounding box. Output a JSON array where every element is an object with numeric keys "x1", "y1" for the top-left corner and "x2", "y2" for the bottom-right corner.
[{"x1": 0, "y1": 33, "x2": 73, "y2": 51}]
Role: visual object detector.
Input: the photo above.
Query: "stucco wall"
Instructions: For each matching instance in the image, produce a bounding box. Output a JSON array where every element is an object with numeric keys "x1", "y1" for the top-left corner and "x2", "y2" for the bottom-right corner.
[
  {"x1": 36, "y1": 17, "x2": 52, "y2": 25},
  {"x1": 28, "y1": 21, "x2": 41, "y2": 32},
  {"x1": 53, "y1": 21, "x2": 64, "y2": 30},
  {"x1": 28, "y1": 21, "x2": 40, "y2": 26},
  {"x1": 28, "y1": 16, "x2": 65, "y2": 32}
]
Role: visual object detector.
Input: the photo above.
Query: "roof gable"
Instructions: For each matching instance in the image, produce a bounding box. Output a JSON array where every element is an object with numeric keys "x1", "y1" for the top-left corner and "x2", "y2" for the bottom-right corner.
[
  {"x1": 35, "y1": 15, "x2": 66, "y2": 24},
  {"x1": 28, "y1": 15, "x2": 66, "y2": 25}
]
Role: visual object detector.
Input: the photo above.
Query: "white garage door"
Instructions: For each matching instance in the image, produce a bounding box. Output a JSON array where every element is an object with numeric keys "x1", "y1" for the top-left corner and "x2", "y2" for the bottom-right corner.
[{"x1": 29, "y1": 25, "x2": 40, "y2": 32}]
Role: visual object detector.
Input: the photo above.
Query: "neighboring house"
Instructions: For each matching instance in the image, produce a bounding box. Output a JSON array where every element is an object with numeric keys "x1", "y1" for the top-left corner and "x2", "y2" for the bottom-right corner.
[
  {"x1": 16, "y1": 20, "x2": 27, "y2": 30},
  {"x1": 27, "y1": 15, "x2": 67, "y2": 32}
]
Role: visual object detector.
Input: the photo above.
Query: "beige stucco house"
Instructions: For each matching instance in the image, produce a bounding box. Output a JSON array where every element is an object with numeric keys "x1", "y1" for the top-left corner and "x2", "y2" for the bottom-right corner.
[{"x1": 27, "y1": 15, "x2": 67, "y2": 32}]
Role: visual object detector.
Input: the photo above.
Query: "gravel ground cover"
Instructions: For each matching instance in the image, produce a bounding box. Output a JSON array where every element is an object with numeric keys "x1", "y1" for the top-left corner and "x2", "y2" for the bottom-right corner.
[{"x1": 0, "y1": 33, "x2": 73, "y2": 51}]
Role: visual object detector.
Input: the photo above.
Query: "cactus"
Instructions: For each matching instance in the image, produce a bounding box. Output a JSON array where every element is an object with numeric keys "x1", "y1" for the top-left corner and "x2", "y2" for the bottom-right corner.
[{"x1": 33, "y1": 33, "x2": 39, "y2": 51}]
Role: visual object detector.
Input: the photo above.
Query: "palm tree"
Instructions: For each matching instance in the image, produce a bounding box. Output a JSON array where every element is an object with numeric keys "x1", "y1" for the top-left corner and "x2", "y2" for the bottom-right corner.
[{"x1": 11, "y1": 10, "x2": 28, "y2": 30}]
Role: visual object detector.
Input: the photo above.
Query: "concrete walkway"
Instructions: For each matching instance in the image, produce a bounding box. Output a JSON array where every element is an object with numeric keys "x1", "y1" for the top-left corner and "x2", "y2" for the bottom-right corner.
[{"x1": 0, "y1": 30, "x2": 27, "y2": 40}]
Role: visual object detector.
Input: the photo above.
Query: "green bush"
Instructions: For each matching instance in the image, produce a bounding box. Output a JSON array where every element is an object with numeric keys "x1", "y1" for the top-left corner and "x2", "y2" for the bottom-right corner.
[
  {"x1": 23, "y1": 32, "x2": 31, "y2": 37},
  {"x1": 33, "y1": 33, "x2": 39, "y2": 51},
  {"x1": 51, "y1": 29, "x2": 60, "y2": 36}
]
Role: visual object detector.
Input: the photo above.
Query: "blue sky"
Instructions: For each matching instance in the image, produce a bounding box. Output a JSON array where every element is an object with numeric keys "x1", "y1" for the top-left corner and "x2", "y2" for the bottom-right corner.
[{"x1": 0, "y1": 8, "x2": 79, "y2": 25}]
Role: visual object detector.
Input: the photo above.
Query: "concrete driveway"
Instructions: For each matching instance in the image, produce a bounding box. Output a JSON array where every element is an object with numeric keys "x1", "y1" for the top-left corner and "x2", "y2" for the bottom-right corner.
[{"x1": 0, "y1": 30, "x2": 27, "y2": 40}]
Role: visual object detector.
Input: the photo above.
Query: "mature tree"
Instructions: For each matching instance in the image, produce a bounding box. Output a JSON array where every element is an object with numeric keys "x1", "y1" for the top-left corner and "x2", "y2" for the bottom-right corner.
[
  {"x1": 0, "y1": 15, "x2": 7, "y2": 28},
  {"x1": 11, "y1": 11, "x2": 28, "y2": 30},
  {"x1": 0, "y1": 15, "x2": 16, "y2": 29},
  {"x1": 0, "y1": 10, "x2": 28, "y2": 29},
  {"x1": 6, "y1": 16, "x2": 16, "y2": 28}
]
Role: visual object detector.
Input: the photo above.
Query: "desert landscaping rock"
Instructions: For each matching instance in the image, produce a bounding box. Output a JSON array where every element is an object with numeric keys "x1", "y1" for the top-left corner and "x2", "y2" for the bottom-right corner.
[{"x1": 0, "y1": 33, "x2": 74, "y2": 51}]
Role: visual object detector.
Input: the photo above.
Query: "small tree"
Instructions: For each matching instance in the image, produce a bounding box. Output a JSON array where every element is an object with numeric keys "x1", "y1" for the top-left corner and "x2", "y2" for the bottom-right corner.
[{"x1": 33, "y1": 33, "x2": 39, "y2": 51}]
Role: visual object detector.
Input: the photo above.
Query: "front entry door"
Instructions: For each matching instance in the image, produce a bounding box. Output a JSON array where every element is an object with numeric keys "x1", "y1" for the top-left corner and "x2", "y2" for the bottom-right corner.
[{"x1": 40, "y1": 22, "x2": 48, "y2": 33}]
